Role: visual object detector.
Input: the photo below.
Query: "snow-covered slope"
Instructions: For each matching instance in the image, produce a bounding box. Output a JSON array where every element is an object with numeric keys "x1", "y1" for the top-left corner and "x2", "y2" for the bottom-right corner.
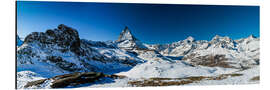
[
  {"x1": 117, "y1": 60, "x2": 238, "y2": 79},
  {"x1": 17, "y1": 71, "x2": 46, "y2": 89},
  {"x1": 188, "y1": 66, "x2": 260, "y2": 85},
  {"x1": 236, "y1": 35, "x2": 260, "y2": 60}
]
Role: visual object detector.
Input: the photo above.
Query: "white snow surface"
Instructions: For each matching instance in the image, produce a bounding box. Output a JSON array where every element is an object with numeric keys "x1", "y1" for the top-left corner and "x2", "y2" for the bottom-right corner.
[
  {"x1": 17, "y1": 71, "x2": 46, "y2": 89},
  {"x1": 117, "y1": 60, "x2": 238, "y2": 79},
  {"x1": 188, "y1": 66, "x2": 260, "y2": 85}
]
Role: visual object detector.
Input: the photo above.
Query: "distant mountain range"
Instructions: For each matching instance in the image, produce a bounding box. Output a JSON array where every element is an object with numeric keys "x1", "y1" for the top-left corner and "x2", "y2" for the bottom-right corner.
[{"x1": 16, "y1": 24, "x2": 260, "y2": 88}]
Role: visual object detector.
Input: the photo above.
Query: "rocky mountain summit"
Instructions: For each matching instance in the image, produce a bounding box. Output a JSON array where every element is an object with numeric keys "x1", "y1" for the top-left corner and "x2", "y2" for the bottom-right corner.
[
  {"x1": 17, "y1": 24, "x2": 260, "y2": 88},
  {"x1": 23, "y1": 24, "x2": 81, "y2": 55},
  {"x1": 17, "y1": 24, "x2": 144, "y2": 77},
  {"x1": 116, "y1": 26, "x2": 148, "y2": 50},
  {"x1": 117, "y1": 26, "x2": 138, "y2": 42}
]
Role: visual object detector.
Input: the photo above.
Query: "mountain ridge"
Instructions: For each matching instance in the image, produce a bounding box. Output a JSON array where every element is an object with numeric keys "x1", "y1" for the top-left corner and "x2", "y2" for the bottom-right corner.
[{"x1": 17, "y1": 24, "x2": 260, "y2": 88}]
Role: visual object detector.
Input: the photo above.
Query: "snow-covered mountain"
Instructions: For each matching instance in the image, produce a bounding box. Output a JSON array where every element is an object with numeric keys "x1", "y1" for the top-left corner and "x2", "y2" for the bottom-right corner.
[
  {"x1": 17, "y1": 24, "x2": 144, "y2": 77},
  {"x1": 116, "y1": 26, "x2": 148, "y2": 50},
  {"x1": 17, "y1": 24, "x2": 259, "y2": 88},
  {"x1": 181, "y1": 35, "x2": 259, "y2": 69},
  {"x1": 117, "y1": 26, "x2": 138, "y2": 42}
]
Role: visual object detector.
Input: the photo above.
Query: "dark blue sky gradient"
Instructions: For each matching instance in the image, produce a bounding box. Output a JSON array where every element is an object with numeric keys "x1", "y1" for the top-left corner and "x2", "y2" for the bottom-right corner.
[{"x1": 17, "y1": 1, "x2": 259, "y2": 44}]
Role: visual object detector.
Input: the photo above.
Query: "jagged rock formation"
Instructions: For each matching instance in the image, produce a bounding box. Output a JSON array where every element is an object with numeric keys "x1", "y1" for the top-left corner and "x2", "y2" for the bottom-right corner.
[
  {"x1": 209, "y1": 35, "x2": 236, "y2": 49},
  {"x1": 24, "y1": 72, "x2": 125, "y2": 88},
  {"x1": 117, "y1": 26, "x2": 138, "y2": 42},
  {"x1": 116, "y1": 26, "x2": 147, "y2": 50},
  {"x1": 182, "y1": 35, "x2": 259, "y2": 68},
  {"x1": 17, "y1": 24, "x2": 144, "y2": 78},
  {"x1": 24, "y1": 24, "x2": 81, "y2": 55}
]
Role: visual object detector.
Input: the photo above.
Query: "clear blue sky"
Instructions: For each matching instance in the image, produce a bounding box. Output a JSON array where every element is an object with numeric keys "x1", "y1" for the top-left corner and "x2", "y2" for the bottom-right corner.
[{"x1": 17, "y1": 1, "x2": 259, "y2": 44}]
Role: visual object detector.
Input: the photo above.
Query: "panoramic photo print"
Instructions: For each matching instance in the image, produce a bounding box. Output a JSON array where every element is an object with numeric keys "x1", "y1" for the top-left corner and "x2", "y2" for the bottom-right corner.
[{"x1": 16, "y1": 1, "x2": 260, "y2": 89}]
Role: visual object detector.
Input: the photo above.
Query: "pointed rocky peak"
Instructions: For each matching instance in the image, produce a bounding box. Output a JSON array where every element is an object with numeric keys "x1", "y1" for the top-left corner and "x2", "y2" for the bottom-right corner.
[
  {"x1": 235, "y1": 34, "x2": 258, "y2": 43},
  {"x1": 209, "y1": 35, "x2": 236, "y2": 49},
  {"x1": 117, "y1": 26, "x2": 138, "y2": 42},
  {"x1": 236, "y1": 34, "x2": 258, "y2": 44},
  {"x1": 24, "y1": 24, "x2": 81, "y2": 54},
  {"x1": 247, "y1": 34, "x2": 256, "y2": 39},
  {"x1": 57, "y1": 24, "x2": 70, "y2": 31},
  {"x1": 211, "y1": 35, "x2": 231, "y2": 42},
  {"x1": 185, "y1": 36, "x2": 195, "y2": 42},
  {"x1": 116, "y1": 26, "x2": 148, "y2": 50}
]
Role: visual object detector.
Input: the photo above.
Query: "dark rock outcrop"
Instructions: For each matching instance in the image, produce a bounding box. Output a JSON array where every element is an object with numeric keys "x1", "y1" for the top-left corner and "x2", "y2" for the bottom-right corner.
[
  {"x1": 117, "y1": 26, "x2": 138, "y2": 42},
  {"x1": 183, "y1": 54, "x2": 235, "y2": 68},
  {"x1": 116, "y1": 26, "x2": 148, "y2": 50},
  {"x1": 24, "y1": 72, "x2": 126, "y2": 88},
  {"x1": 46, "y1": 56, "x2": 77, "y2": 72},
  {"x1": 209, "y1": 35, "x2": 236, "y2": 50},
  {"x1": 24, "y1": 24, "x2": 81, "y2": 55},
  {"x1": 17, "y1": 24, "x2": 143, "y2": 76}
]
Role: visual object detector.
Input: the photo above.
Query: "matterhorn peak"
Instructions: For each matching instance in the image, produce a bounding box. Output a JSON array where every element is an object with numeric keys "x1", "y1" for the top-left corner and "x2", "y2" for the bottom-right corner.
[{"x1": 117, "y1": 26, "x2": 138, "y2": 42}]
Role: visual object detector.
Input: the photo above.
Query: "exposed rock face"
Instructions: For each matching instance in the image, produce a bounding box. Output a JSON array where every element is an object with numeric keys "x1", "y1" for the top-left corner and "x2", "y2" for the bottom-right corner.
[
  {"x1": 185, "y1": 36, "x2": 195, "y2": 43},
  {"x1": 116, "y1": 26, "x2": 148, "y2": 50},
  {"x1": 182, "y1": 54, "x2": 234, "y2": 68},
  {"x1": 117, "y1": 26, "x2": 138, "y2": 42},
  {"x1": 149, "y1": 36, "x2": 199, "y2": 57},
  {"x1": 17, "y1": 24, "x2": 144, "y2": 78},
  {"x1": 181, "y1": 36, "x2": 260, "y2": 68},
  {"x1": 24, "y1": 72, "x2": 126, "y2": 88},
  {"x1": 46, "y1": 56, "x2": 77, "y2": 72},
  {"x1": 82, "y1": 39, "x2": 117, "y2": 48},
  {"x1": 24, "y1": 24, "x2": 81, "y2": 55},
  {"x1": 209, "y1": 35, "x2": 236, "y2": 50}
]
